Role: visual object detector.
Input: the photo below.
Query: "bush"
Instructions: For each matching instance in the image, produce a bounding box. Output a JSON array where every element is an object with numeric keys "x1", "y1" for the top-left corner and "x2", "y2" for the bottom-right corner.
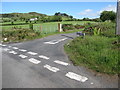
[
  {"x1": 2, "y1": 28, "x2": 41, "y2": 42},
  {"x1": 62, "y1": 24, "x2": 75, "y2": 31},
  {"x1": 11, "y1": 21, "x2": 14, "y2": 25},
  {"x1": 62, "y1": 24, "x2": 85, "y2": 31},
  {"x1": 74, "y1": 24, "x2": 85, "y2": 29},
  {"x1": 29, "y1": 23, "x2": 33, "y2": 30},
  {"x1": 83, "y1": 22, "x2": 116, "y2": 37}
]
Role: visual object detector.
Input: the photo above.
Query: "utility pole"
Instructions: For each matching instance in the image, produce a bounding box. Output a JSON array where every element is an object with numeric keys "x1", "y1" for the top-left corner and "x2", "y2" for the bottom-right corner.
[{"x1": 116, "y1": 0, "x2": 120, "y2": 35}]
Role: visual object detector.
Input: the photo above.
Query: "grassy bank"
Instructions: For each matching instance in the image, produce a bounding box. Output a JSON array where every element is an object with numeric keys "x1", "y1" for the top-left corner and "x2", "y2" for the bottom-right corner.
[
  {"x1": 64, "y1": 36, "x2": 119, "y2": 74},
  {"x1": 64, "y1": 22, "x2": 119, "y2": 74},
  {"x1": 2, "y1": 27, "x2": 84, "y2": 43}
]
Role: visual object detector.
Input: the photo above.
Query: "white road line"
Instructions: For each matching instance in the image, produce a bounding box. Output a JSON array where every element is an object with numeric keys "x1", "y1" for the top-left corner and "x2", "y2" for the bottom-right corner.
[
  {"x1": 19, "y1": 49, "x2": 27, "y2": 52},
  {"x1": 44, "y1": 42, "x2": 55, "y2": 44},
  {"x1": 27, "y1": 51, "x2": 38, "y2": 55},
  {"x1": 54, "y1": 60, "x2": 70, "y2": 66},
  {"x1": 2, "y1": 44, "x2": 7, "y2": 47},
  {"x1": 28, "y1": 58, "x2": 41, "y2": 64},
  {"x1": 39, "y1": 55, "x2": 49, "y2": 60},
  {"x1": 44, "y1": 38, "x2": 67, "y2": 45},
  {"x1": 91, "y1": 82, "x2": 94, "y2": 85},
  {"x1": 3, "y1": 48, "x2": 10, "y2": 51},
  {"x1": 65, "y1": 72, "x2": 88, "y2": 82},
  {"x1": 8, "y1": 46, "x2": 12, "y2": 48},
  {"x1": 9, "y1": 51, "x2": 17, "y2": 55},
  {"x1": 13, "y1": 47, "x2": 19, "y2": 49},
  {"x1": 44, "y1": 64, "x2": 60, "y2": 72},
  {"x1": 19, "y1": 54, "x2": 28, "y2": 59}
]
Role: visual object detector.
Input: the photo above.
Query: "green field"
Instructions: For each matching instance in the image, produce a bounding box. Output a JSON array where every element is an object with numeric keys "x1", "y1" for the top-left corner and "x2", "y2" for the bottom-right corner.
[{"x1": 1, "y1": 21, "x2": 96, "y2": 33}]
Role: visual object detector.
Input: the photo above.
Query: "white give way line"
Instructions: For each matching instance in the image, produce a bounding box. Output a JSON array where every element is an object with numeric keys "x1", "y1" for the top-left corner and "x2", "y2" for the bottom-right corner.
[
  {"x1": 44, "y1": 38, "x2": 67, "y2": 44},
  {"x1": 27, "y1": 51, "x2": 38, "y2": 55},
  {"x1": 54, "y1": 60, "x2": 70, "y2": 66},
  {"x1": 19, "y1": 54, "x2": 28, "y2": 58},
  {"x1": 44, "y1": 64, "x2": 60, "y2": 72},
  {"x1": 29, "y1": 58, "x2": 41, "y2": 64},
  {"x1": 39, "y1": 55, "x2": 49, "y2": 60},
  {"x1": 65, "y1": 72, "x2": 88, "y2": 82},
  {"x1": 9, "y1": 50, "x2": 17, "y2": 54}
]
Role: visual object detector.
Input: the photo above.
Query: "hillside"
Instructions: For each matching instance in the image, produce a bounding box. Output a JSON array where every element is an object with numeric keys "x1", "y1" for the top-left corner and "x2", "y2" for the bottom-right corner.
[{"x1": 0, "y1": 12, "x2": 47, "y2": 18}]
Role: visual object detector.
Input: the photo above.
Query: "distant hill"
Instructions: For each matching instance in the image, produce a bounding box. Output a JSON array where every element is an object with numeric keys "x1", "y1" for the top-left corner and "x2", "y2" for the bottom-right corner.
[
  {"x1": 0, "y1": 12, "x2": 74, "y2": 23},
  {"x1": 0, "y1": 12, "x2": 47, "y2": 18}
]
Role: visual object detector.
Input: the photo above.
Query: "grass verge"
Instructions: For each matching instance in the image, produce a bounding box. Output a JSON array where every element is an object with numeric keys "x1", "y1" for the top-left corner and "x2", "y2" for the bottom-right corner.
[{"x1": 64, "y1": 35, "x2": 119, "y2": 74}]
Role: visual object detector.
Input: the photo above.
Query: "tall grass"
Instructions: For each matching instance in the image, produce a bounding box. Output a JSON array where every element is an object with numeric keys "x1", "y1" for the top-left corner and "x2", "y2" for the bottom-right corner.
[
  {"x1": 64, "y1": 22, "x2": 119, "y2": 74},
  {"x1": 65, "y1": 36, "x2": 119, "y2": 74}
]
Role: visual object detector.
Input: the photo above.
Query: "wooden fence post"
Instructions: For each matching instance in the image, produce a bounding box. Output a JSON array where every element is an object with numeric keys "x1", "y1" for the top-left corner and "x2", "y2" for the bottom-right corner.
[
  {"x1": 58, "y1": 23, "x2": 60, "y2": 32},
  {"x1": 58, "y1": 23, "x2": 63, "y2": 32}
]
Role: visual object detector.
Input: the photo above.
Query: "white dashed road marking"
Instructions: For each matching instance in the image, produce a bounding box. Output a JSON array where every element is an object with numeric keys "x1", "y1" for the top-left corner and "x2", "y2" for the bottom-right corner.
[
  {"x1": 27, "y1": 51, "x2": 38, "y2": 55},
  {"x1": 44, "y1": 64, "x2": 60, "y2": 72},
  {"x1": 9, "y1": 51, "x2": 17, "y2": 55},
  {"x1": 3, "y1": 48, "x2": 10, "y2": 51},
  {"x1": 65, "y1": 72, "x2": 88, "y2": 82},
  {"x1": 8, "y1": 46, "x2": 12, "y2": 48},
  {"x1": 29, "y1": 58, "x2": 41, "y2": 64},
  {"x1": 13, "y1": 47, "x2": 18, "y2": 50},
  {"x1": 54, "y1": 60, "x2": 70, "y2": 66},
  {"x1": 19, "y1": 49, "x2": 27, "y2": 52},
  {"x1": 44, "y1": 38, "x2": 67, "y2": 44},
  {"x1": 91, "y1": 82, "x2": 94, "y2": 85},
  {"x1": 2, "y1": 44, "x2": 7, "y2": 47},
  {"x1": 39, "y1": 55, "x2": 49, "y2": 60},
  {"x1": 19, "y1": 54, "x2": 28, "y2": 59}
]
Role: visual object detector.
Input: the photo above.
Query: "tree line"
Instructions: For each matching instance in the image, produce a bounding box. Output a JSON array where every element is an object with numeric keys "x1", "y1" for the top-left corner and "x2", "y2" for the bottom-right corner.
[{"x1": 1, "y1": 11, "x2": 116, "y2": 24}]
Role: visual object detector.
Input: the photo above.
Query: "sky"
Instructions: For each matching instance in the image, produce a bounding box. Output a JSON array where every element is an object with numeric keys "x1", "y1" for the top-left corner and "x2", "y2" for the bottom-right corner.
[{"x1": 1, "y1": 2, "x2": 117, "y2": 19}]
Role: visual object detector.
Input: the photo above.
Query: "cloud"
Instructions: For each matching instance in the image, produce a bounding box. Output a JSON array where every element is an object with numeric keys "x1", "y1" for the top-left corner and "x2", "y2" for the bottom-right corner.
[
  {"x1": 85, "y1": 9, "x2": 93, "y2": 12},
  {"x1": 98, "y1": 4, "x2": 117, "y2": 14},
  {"x1": 77, "y1": 4, "x2": 117, "y2": 19},
  {"x1": 78, "y1": 9, "x2": 93, "y2": 15}
]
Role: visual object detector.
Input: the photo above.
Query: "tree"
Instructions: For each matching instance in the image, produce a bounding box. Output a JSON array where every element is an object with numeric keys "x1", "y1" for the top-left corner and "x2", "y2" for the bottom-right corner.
[
  {"x1": 54, "y1": 12, "x2": 61, "y2": 16},
  {"x1": 51, "y1": 16, "x2": 62, "y2": 22},
  {"x1": 100, "y1": 11, "x2": 116, "y2": 22},
  {"x1": 83, "y1": 18, "x2": 90, "y2": 21},
  {"x1": 69, "y1": 15, "x2": 73, "y2": 19}
]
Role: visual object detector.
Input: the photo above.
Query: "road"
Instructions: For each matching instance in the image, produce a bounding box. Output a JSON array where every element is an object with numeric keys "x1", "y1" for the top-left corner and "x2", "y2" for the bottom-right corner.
[{"x1": 1, "y1": 33, "x2": 118, "y2": 88}]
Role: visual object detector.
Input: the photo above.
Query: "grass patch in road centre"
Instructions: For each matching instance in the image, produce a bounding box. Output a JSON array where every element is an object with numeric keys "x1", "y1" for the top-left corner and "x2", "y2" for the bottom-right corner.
[{"x1": 64, "y1": 36, "x2": 119, "y2": 74}]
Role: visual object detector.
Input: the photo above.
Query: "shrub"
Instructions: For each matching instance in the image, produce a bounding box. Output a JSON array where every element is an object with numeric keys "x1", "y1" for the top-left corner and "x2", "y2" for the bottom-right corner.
[
  {"x1": 83, "y1": 22, "x2": 116, "y2": 37},
  {"x1": 62, "y1": 24, "x2": 75, "y2": 31},
  {"x1": 74, "y1": 24, "x2": 85, "y2": 29},
  {"x1": 11, "y1": 21, "x2": 14, "y2": 25},
  {"x1": 2, "y1": 28, "x2": 41, "y2": 42},
  {"x1": 29, "y1": 23, "x2": 33, "y2": 30}
]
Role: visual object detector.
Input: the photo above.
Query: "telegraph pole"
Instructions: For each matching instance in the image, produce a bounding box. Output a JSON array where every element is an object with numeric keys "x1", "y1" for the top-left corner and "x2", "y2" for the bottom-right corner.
[{"x1": 116, "y1": 0, "x2": 120, "y2": 35}]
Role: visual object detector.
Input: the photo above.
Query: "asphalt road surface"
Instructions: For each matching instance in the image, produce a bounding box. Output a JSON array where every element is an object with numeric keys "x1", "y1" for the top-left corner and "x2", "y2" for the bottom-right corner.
[{"x1": 1, "y1": 33, "x2": 118, "y2": 88}]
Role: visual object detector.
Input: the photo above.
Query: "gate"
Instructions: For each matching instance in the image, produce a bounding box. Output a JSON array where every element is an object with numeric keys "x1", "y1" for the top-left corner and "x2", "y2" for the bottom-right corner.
[{"x1": 34, "y1": 23, "x2": 59, "y2": 34}]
